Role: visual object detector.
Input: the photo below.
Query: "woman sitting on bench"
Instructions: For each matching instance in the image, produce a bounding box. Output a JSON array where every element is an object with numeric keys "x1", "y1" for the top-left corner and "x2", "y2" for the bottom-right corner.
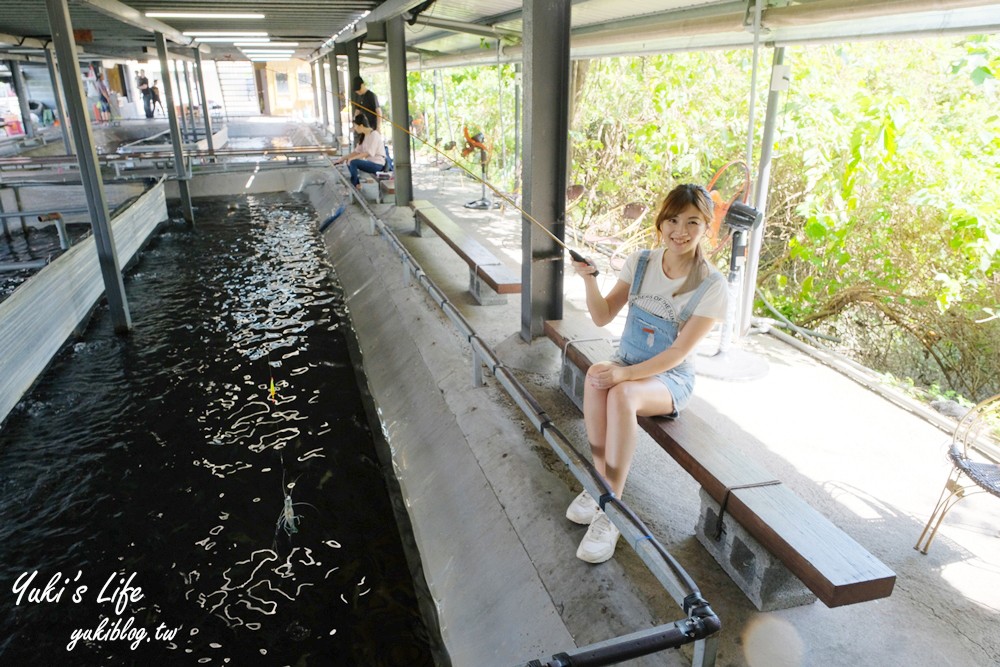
[
  {"x1": 334, "y1": 114, "x2": 386, "y2": 189},
  {"x1": 567, "y1": 183, "x2": 728, "y2": 563}
]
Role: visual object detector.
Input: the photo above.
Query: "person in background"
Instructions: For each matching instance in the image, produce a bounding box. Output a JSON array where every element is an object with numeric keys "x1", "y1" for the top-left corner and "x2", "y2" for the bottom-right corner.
[
  {"x1": 566, "y1": 183, "x2": 728, "y2": 564},
  {"x1": 136, "y1": 69, "x2": 153, "y2": 119},
  {"x1": 333, "y1": 114, "x2": 386, "y2": 189},
  {"x1": 351, "y1": 76, "x2": 380, "y2": 145},
  {"x1": 151, "y1": 80, "x2": 164, "y2": 116}
]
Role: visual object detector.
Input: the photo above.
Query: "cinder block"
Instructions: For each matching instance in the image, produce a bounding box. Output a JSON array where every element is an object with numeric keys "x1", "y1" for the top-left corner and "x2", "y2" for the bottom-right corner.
[
  {"x1": 559, "y1": 357, "x2": 586, "y2": 411},
  {"x1": 695, "y1": 488, "x2": 817, "y2": 611},
  {"x1": 469, "y1": 271, "x2": 506, "y2": 305}
]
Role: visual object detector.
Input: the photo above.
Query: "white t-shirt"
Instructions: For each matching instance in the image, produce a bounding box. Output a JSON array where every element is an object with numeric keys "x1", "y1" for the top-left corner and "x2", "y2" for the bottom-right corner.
[
  {"x1": 360, "y1": 131, "x2": 386, "y2": 166},
  {"x1": 617, "y1": 248, "x2": 728, "y2": 322}
]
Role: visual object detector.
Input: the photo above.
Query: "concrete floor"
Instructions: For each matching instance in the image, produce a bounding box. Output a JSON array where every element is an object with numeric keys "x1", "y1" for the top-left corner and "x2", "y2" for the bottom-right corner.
[{"x1": 319, "y1": 155, "x2": 999, "y2": 667}]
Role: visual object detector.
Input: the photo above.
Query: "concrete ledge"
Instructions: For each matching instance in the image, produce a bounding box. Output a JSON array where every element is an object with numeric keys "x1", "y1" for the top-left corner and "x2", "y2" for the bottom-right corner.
[{"x1": 319, "y1": 201, "x2": 574, "y2": 665}]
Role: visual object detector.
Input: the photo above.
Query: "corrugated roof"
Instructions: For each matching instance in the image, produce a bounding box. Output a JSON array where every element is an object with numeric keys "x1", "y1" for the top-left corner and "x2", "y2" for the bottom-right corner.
[{"x1": 0, "y1": 0, "x2": 998, "y2": 66}]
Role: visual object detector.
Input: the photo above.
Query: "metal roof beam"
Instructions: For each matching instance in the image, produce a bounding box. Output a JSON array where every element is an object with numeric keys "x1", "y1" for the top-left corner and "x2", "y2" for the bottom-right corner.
[
  {"x1": 409, "y1": 16, "x2": 521, "y2": 40},
  {"x1": 74, "y1": 0, "x2": 199, "y2": 47},
  {"x1": 0, "y1": 33, "x2": 50, "y2": 49}
]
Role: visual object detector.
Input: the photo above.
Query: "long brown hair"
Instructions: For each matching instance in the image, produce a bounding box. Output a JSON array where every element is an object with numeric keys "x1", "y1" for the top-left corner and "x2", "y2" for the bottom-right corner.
[{"x1": 652, "y1": 183, "x2": 714, "y2": 296}]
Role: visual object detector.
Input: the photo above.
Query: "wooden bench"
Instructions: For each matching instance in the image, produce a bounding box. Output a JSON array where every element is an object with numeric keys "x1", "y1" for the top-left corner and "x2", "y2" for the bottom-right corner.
[
  {"x1": 545, "y1": 314, "x2": 896, "y2": 610},
  {"x1": 377, "y1": 175, "x2": 395, "y2": 204},
  {"x1": 409, "y1": 200, "x2": 520, "y2": 305}
]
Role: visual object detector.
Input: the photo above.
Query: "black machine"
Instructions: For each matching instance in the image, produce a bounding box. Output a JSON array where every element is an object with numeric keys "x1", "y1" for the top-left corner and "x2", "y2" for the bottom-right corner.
[{"x1": 722, "y1": 200, "x2": 763, "y2": 282}]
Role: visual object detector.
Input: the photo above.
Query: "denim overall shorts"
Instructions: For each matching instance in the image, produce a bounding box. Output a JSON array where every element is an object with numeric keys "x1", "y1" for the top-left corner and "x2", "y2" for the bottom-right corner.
[{"x1": 616, "y1": 250, "x2": 722, "y2": 417}]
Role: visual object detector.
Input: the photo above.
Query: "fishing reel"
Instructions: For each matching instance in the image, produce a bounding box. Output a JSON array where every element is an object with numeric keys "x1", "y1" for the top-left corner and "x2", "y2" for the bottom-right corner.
[{"x1": 723, "y1": 201, "x2": 763, "y2": 232}]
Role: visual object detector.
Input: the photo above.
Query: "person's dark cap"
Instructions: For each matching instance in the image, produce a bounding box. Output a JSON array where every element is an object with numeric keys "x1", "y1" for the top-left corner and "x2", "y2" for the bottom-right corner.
[{"x1": 353, "y1": 76, "x2": 364, "y2": 92}]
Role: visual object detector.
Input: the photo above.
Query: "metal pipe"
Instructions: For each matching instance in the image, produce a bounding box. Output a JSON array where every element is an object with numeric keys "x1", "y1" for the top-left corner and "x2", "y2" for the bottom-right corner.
[
  {"x1": 0, "y1": 259, "x2": 49, "y2": 271},
  {"x1": 37, "y1": 212, "x2": 70, "y2": 250},
  {"x1": 0, "y1": 207, "x2": 89, "y2": 219}
]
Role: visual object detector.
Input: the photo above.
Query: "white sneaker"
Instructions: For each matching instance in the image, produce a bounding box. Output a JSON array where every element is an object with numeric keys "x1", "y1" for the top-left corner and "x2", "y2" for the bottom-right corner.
[
  {"x1": 566, "y1": 490, "x2": 598, "y2": 525},
  {"x1": 576, "y1": 509, "x2": 621, "y2": 564}
]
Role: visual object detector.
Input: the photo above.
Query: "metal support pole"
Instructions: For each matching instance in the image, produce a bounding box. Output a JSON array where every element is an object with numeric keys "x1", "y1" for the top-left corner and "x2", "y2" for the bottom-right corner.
[
  {"x1": 44, "y1": 47, "x2": 74, "y2": 154},
  {"x1": 44, "y1": 0, "x2": 131, "y2": 333},
  {"x1": 520, "y1": 0, "x2": 570, "y2": 341},
  {"x1": 347, "y1": 41, "x2": 360, "y2": 103},
  {"x1": 740, "y1": 47, "x2": 787, "y2": 336},
  {"x1": 9, "y1": 61, "x2": 37, "y2": 139},
  {"x1": 156, "y1": 32, "x2": 195, "y2": 225},
  {"x1": 182, "y1": 60, "x2": 198, "y2": 142},
  {"x1": 318, "y1": 58, "x2": 330, "y2": 130},
  {"x1": 172, "y1": 58, "x2": 188, "y2": 139},
  {"x1": 327, "y1": 52, "x2": 343, "y2": 144},
  {"x1": 387, "y1": 16, "x2": 413, "y2": 206},
  {"x1": 12, "y1": 187, "x2": 28, "y2": 238},
  {"x1": 0, "y1": 190, "x2": 9, "y2": 240},
  {"x1": 514, "y1": 63, "x2": 522, "y2": 194},
  {"x1": 194, "y1": 49, "x2": 215, "y2": 154},
  {"x1": 347, "y1": 39, "x2": 360, "y2": 143},
  {"x1": 311, "y1": 62, "x2": 320, "y2": 121}
]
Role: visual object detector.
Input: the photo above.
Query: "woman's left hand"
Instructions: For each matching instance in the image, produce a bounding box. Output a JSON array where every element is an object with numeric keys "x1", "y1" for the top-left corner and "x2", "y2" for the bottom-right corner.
[{"x1": 587, "y1": 361, "x2": 628, "y2": 389}]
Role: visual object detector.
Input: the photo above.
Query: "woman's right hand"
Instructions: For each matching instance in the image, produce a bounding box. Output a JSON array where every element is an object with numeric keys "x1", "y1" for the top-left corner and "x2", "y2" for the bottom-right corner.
[{"x1": 572, "y1": 259, "x2": 598, "y2": 278}]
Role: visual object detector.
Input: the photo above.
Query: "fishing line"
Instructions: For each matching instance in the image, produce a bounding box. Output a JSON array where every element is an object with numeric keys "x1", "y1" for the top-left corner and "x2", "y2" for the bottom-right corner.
[{"x1": 348, "y1": 100, "x2": 599, "y2": 273}]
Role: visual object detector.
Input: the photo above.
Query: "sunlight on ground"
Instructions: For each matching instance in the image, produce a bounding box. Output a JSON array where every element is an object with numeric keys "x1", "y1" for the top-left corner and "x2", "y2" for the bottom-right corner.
[
  {"x1": 830, "y1": 486, "x2": 886, "y2": 521},
  {"x1": 941, "y1": 558, "x2": 1000, "y2": 613},
  {"x1": 742, "y1": 614, "x2": 804, "y2": 667}
]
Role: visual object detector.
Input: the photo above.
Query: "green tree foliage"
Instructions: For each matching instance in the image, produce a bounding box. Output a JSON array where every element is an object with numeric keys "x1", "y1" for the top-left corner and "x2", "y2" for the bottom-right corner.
[
  {"x1": 405, "y1": 57, "x2": 520, "y2": 191},
  {"x1": 761, "y1": 38, "x2": 1000, "y2": 401},
  {"x1": 413, "y1": 35, "x2": 998, "y2": 401},
  {"x1": 563, "y1": 37, "x2": 999, "y2": 402}
]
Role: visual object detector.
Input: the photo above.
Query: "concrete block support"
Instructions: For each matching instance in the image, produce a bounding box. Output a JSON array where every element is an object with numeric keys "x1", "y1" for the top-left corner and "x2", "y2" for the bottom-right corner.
[
  {"x1": 695, "y1": 488, "x2": 817, "y2": 611},
  {"x1": 469, "y1": 272, "x2": 507, "y2": 306},
  {"x1": 558, "y1": 356, "x2": 586, "y2": 412}
]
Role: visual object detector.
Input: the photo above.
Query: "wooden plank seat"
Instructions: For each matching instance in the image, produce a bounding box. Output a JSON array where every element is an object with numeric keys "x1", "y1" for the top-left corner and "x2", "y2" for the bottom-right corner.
[
  {"x1": 544, "y1": 314, "x2": 896, "y2": 610},
  {"x1": 409, "y1": 200, "x2": 520, "y2": 304},
  {"x1": 377, "y1": 177, "x2": 395, "y2": 204}
]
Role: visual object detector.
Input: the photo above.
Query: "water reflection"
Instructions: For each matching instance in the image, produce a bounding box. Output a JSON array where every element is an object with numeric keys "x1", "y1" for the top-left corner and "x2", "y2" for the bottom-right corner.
[{"x1": 0, "y1": 193, "x2": 435, "y2": 665}]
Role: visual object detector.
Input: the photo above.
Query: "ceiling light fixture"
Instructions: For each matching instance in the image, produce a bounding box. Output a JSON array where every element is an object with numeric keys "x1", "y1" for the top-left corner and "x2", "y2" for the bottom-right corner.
[
  {"x1": 147, "y1": 12, "x2": 265, "y2": 19},
  {"x1": 195, "y1": 37, "x2": 270, "y2": 43},
  {"x1": 183, "y1": 31, "x2": 268, "y2": 37}
]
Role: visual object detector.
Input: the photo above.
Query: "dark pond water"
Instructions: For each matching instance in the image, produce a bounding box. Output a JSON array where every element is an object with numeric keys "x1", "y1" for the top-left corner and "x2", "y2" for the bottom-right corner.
[{"x1": 0, "y1": 193, "x2": 438, "y2": 665}]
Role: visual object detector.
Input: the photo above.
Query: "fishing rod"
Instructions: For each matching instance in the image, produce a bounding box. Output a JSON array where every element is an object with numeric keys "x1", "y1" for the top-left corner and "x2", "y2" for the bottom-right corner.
[{"x1": 346, "y1": 101, "x2": 600, "y2": 275}]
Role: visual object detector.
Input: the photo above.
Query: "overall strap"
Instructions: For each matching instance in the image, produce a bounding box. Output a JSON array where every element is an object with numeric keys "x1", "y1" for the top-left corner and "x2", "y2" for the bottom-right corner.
[
  {"x1": 630, "y1": 250, "x2": 652, "y2": 297},
  {"x1": 678, "y1": 269, "x2": 724, "y2": 322}
]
